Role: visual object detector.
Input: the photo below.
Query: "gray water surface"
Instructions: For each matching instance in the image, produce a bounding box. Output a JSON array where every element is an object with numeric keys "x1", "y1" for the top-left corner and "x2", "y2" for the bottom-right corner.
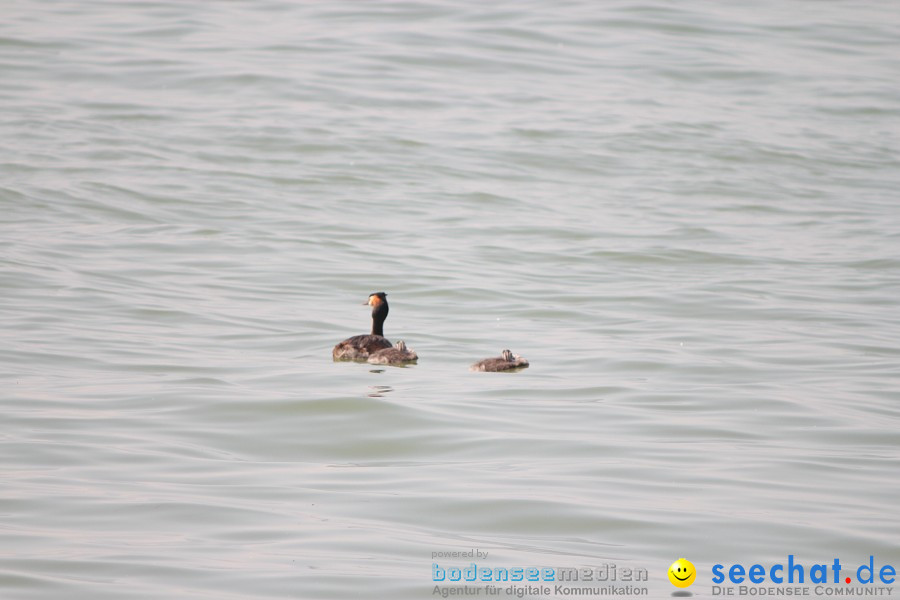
[{"x1": 2, "y1": 1, "x2": 899, "y2": 598}]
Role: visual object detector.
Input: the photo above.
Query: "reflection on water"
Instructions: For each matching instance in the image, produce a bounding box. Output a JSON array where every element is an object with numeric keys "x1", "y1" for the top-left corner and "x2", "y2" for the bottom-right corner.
[{"x1": 367, "y1": 384, "x2": 394, "y2": 397}]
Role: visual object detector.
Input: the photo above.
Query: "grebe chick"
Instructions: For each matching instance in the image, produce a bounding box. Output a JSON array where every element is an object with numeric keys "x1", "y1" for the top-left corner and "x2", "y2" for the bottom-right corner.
[
  {"x1": 367, "y1": 340, "x2": 418, "y2": 365},
  {"x1": 470, "y1": 349, "x2": 529, "y2": 372},
  {"x1": 332, "y1": 292, "x2": 392, "y2": 361}
]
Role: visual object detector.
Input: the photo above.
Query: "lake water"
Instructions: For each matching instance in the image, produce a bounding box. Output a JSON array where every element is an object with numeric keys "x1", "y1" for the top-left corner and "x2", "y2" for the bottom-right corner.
[{"x1": 2, "y1": 1, "x2": 899, "y2": 598}]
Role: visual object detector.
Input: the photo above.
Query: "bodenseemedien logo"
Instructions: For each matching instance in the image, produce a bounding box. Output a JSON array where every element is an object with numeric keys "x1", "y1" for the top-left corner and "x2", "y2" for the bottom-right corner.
[{"x1": 430, "y1": 561, "x2": 650, "y2": 597}]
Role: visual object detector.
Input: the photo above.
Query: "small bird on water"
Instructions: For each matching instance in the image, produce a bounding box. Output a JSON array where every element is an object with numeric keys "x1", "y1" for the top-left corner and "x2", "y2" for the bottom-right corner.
[
  {"x1": 367, "y1": 340, "x2": 418, "y2": 365},
  {"x1": 470, "y1": 349, "x2": 529, "y2": 372},
  {"x1": 332, "y1": 292, "x2": 394, "y2": 361}
]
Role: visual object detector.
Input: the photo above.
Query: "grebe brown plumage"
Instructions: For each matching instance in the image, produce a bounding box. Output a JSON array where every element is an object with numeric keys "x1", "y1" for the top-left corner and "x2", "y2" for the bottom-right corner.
[
  {"x1": 470, "y1": 349, "x2": 529, "y2": 372},
  {"x1": 367, "y1": 340, "x2": 418, "y2": 365}
]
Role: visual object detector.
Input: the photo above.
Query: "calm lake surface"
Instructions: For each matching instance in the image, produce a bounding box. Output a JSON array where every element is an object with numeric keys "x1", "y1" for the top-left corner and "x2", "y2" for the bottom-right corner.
[{"x1": 2, "y1": 1, "x2": 899, "y2": 598}]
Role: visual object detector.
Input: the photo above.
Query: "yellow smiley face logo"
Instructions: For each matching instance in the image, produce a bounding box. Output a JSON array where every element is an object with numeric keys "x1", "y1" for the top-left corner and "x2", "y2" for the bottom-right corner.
[{"x1": 668, "y1": 558, "x2": 696, "y2": 588}]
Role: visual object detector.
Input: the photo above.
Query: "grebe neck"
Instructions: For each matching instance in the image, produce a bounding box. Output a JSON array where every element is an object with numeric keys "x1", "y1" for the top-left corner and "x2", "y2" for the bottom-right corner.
[{"x1": 369, "y1": 295, "x2": 388, "y2": 337}]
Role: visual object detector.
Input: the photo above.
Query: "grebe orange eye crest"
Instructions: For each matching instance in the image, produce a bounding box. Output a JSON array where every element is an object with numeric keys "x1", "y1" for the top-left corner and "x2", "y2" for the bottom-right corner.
[{"x1": 368, "y1": 292, "x2": 387, "y2": 306}]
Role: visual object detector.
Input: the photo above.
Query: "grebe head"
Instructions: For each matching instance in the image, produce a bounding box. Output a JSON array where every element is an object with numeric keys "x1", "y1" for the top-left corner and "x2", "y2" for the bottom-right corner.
[
  {"x1": 394, "y1": 340, "x2": 407, "y2": 351},
  {"x1": 501, "y1": 349, "x2": 514, "y2": 361},
  {"x1": 365, "y1": 291, "x2": 387, "y2": 307}
]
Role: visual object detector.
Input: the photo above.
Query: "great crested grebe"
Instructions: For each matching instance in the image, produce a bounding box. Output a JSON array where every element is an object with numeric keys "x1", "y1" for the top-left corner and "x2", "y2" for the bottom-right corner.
[
  {"x1": 367, "y1": 340, "x2": 418, "y2": 365},
  {"x1": 470, "y1": 349, "x2": 529, "y2": 372},
  {"x1": 332, "y1": 292, "x2": 394, "y2": 360}
]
